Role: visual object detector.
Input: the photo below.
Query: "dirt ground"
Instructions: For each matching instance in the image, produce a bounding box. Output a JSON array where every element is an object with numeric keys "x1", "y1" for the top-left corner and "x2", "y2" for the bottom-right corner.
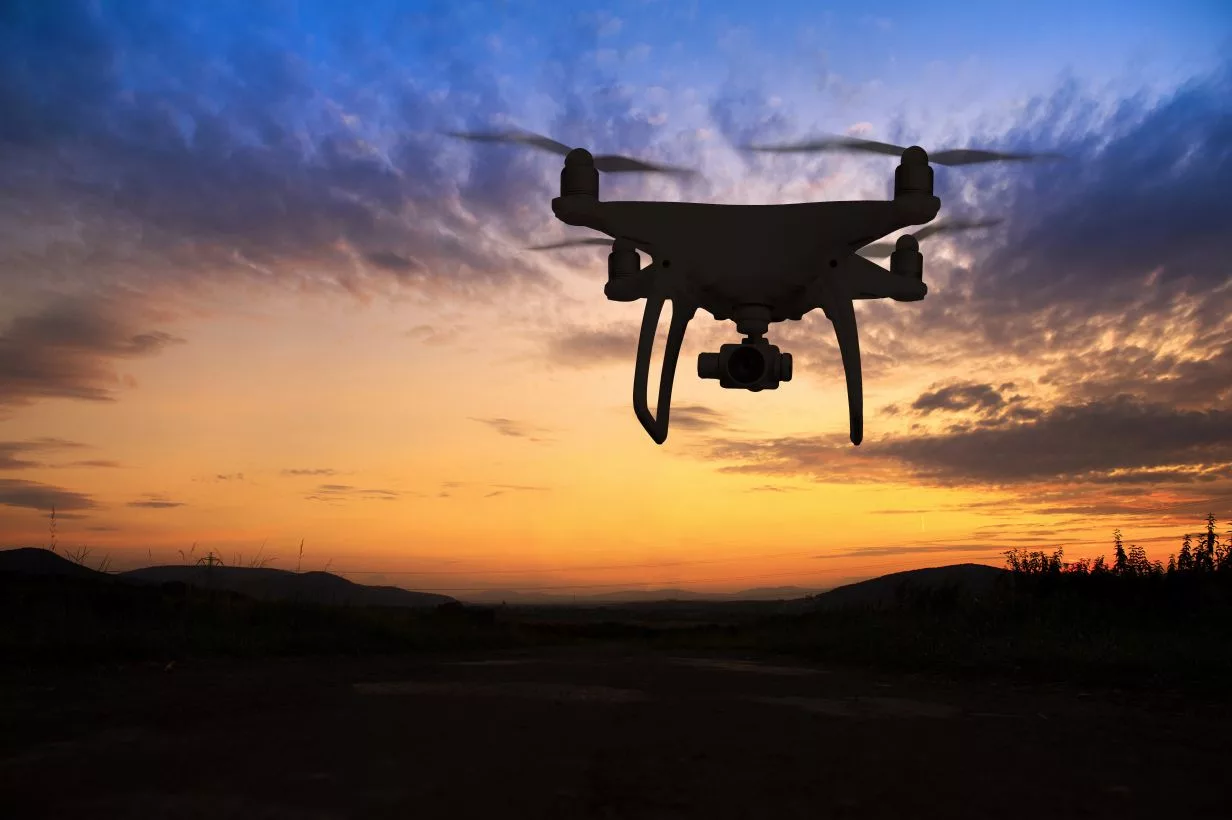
[{"x1": 2, "y1": 646, "x2": 1229, "y2": 819}]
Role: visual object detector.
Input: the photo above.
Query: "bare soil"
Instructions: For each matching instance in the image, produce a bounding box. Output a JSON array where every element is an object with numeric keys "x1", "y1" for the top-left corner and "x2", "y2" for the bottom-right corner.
[{"x1": 3, "y1": 646, "x2": 1229, "y2": 819}]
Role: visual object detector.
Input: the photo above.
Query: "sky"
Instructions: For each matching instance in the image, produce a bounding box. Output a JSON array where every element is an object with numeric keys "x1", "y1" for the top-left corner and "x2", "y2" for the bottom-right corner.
[{"x1": 1, "y1": 0, "x2": 1231, "y2": 599}]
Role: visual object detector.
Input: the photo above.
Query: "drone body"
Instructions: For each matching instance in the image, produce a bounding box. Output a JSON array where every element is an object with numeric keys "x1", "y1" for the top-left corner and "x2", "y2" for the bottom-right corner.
[
  {"x1": 551, "y1": 145, "x2": 939, "y2": 447},
  {"x1": 446, "y1": 128, "x2": 1054, "y2": 446}
]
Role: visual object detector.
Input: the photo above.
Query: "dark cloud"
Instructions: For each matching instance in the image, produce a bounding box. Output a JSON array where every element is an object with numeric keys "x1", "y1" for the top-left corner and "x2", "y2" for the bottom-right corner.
[
  {"x1": 876, "y1": 396, "x2": 1232, "y2": 485},
  {"x1": 0, "y1": 438, "x2": 80, "y2": 470},
  {"x1": 365, "y1": 251, "x2": 421, "y2": 274},
  {"x1": 0, "y1": 1, "x2": 575, "y2": 302},
  {"x1": 470, "y1": 417, "x2": 551, "y2": 441},
  {"x1": 0, "y1": 478, "x2": 96, "y2": 511},
  {"x1": 128, "y1": 494, "x2": 184, "y2": 509},
  {"x1": 0, "y1": 297, "x2": 184, "y2": 408},
  {"x1": 0, "y1": 438, "x2": 120, "y2": 470},
  {"x1": 747, "y1": 484, "x2": 805, "y2": 493},
  {"x1": 698, "y1": 395, "x2": 1232, "y2": 494},
  {"x1": 911, "y1": 382, "x2": 1013, "y2": 415},
  {"x1": 282, "y1": 468, "x2": 339, "y2": 477},
  {"x1": 966, "y1": 63, "x2": 1232, "y2": 311}
]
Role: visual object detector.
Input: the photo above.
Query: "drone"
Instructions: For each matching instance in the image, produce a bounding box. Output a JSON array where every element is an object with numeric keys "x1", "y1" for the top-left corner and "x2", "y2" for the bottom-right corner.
[{"x1": 447, "y1": 128, "x2": 1063, "y2": 445}]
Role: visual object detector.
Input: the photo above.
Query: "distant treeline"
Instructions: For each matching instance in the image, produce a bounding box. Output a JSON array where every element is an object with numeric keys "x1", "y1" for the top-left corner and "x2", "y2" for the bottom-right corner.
[{"x1": 999, "y1": 513, "x2": 1232, "y2": 616}]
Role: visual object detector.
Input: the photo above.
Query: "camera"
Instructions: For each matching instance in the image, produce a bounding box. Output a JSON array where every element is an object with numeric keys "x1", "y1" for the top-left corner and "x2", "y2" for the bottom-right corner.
[{"x1": 698, "y1": 340, "x2": 793, "y2": 392}]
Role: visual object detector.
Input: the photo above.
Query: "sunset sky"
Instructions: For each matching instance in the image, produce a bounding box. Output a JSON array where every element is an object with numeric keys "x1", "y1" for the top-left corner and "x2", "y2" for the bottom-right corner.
[{"x1": 2, "y1": 0, "x2": 1230, "y2": 599}]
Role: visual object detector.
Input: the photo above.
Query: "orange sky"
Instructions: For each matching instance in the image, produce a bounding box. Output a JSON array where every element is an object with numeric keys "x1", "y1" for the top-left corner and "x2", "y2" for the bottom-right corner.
[{"x1": 1, "y1": 276, "x2": 1220, "y2": 597}]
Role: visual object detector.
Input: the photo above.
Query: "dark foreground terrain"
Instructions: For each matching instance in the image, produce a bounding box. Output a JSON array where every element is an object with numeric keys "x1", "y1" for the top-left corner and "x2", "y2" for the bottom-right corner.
[{"x1": 3, "y1": 646, "x2": 1230, "y2": 820}]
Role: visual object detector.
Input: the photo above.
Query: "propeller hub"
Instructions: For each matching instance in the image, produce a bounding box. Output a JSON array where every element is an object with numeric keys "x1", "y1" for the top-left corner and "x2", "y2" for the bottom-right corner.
[
  {"x1": 902, "y1": 145, "x2": 929, "y2": 165},
  {"x1": 565, "y1": 148, "x2": 594, "y2": 166}
]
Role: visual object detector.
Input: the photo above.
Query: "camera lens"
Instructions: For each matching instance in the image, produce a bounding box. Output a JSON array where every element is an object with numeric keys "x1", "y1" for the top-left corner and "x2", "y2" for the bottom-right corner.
[{"x1": 727, "y1": 346, "x2": 766, "y2": 386}]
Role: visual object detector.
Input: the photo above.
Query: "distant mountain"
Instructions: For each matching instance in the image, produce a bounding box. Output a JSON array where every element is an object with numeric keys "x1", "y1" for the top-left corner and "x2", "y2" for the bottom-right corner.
[
  {"x1": 461, "y1": 585, "x2": 828, "y2": 605},
  {"x1": 732, "y1": 585, "x2": 827, "y2": 600},
  {"x1": 0, "y1": 547, "x2": 111, "y2": 579},
  {"x1": 808, "y1": 563, "x2": 1006, "y2": 610},
  {"x1": 121, "y1": 565, "x2": 456, "y2": 608}
]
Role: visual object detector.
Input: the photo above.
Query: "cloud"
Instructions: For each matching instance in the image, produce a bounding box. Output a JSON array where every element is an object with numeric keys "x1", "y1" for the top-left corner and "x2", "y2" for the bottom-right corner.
[
  {"x1": 304, "y1": 483, "x2": 401, "y2": 502},
  {"x1": 470, "y1": 417, "x2": 551, "y2": 441},
  {"x1": 875, "y1": 396, "x2": 1232, "y2": 485},
  {"x1": 405, "y1": 325, "x2": 459, "y2": 347},
  {"x1": 910, "y1": 382, "x2": 1016, "y2": 415},
  {"x1": 697, "y1": 395, "x2": 1232, "y2": 497},
  {"x1": 0, "y1": 438, "x2": 84, "y2": 470},
  {"x1": 282, "y1": 468, "x2": 339, "y2": 477},
  {"x1": 546, "y1": 323, "x2": 636, "y2": 367},
  {"x1": 0, "y1": 438, "x2": 121, "y2": 470},
  {"x1": 817, "y1": 543, "x2": 999, "y2": 560},
  {"x1": 669, "y1": 404, "x2": 729, "y2": 431},
  {"x1": 0, "y1": 296, "x2": 184, "y2": 409},
  {"x1": 128, "y1": 494, "x2": 185, "y2": 509},
  {"x1": 0, "y1": 478, "x2": 96, "y2": 511},
  {"x1": 0, "y1": 1, "x2": 580, "y2": 304}
]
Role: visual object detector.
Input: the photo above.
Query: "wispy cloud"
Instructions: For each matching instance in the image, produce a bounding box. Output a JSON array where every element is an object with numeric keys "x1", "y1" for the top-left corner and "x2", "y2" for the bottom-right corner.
[
  {"x1": 128, "y1": 494, "x2": 185, "y2": 509},
  {"x1": 470, "y1": 417, "x2": 553, "y2": 442},
  {"x1": 304, "y1": 484, "x2": 402, "y2": 503}
]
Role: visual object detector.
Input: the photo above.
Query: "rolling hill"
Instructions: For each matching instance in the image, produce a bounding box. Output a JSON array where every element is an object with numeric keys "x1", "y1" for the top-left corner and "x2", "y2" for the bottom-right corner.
[
  {"x1": 120, "y1": 565, "x2": 456, "y2": 608},
  {"x1": 0, "y1": 548, "x2": 455, "y2": 608},
  {"x1": 807, "y1": 563, "x2": 1007, "y2": 610}
]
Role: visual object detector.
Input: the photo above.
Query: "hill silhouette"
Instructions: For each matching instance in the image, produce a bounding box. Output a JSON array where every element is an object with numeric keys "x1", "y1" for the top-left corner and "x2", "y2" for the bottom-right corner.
[
  {"x1": 0, "y1": 548, "x2": 456, "y2": 607},
  {"x1": 808, "y1": 563, "x2": 1006, "y2": 610},
  {"x1": 120, "y1": 564, "x2": 456, "y2": 607},
  {"x1": 0, "y1": 547, "x2": 112, "y2": 579}
]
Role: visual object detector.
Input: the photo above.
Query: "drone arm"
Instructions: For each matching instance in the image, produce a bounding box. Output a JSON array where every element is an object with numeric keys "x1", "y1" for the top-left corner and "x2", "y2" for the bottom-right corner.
[
  {"x1": 844, "y1": 254, "x2": 928, "y2": 301},
  {"x1": 632, "y1": 286, "x2": 698, "y2": 445}
]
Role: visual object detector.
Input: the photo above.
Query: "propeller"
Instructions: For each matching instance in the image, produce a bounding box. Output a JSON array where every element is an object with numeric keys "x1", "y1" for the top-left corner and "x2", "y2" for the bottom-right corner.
[
  {"x1": 527, "y1": 238, "x2": 613, "y2": 251},
  {"x1": 444, "y1": 128, "x2": 698, "y2": 177},
  {"x1": 741, "y1": 134, "x2": 1066, "y2": 166},
  {"x1": 858, "y1": 217, "x2": 1005, "y2": 259}
]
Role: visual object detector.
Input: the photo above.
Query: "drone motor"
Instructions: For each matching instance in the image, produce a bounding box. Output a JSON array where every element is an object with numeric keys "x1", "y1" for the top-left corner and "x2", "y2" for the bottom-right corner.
[
  {"x1": 894, "y1": 146, "x2": 934, "y2": 197},
  {"x1": 561, "y1": 148, "x2": 599, "y2": 198},
  {"x1": 890, "y1": 235, "x2": 923, "y2": 279}
]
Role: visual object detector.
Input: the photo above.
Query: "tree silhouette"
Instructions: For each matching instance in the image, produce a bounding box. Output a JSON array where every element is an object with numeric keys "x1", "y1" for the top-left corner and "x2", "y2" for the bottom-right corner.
[
  {"x1": 1113, "y1": 529, "x2": 1128, "y2": 575},
  {"x1": 1178, "y1": 533, "x2": 1194, "y2": 572},
  {"x1": 1194, "y1": 515, "x2": 1217, "y2": 573}
]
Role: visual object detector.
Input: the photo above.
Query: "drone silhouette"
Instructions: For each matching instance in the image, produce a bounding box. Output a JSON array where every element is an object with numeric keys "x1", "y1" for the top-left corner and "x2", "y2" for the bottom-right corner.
[{"x1": 447, "y1": 128, "x2": 1062, "y2": 445}]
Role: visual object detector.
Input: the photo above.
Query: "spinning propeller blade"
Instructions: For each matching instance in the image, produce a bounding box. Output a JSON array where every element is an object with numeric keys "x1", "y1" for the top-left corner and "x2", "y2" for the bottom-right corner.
[
  {"x1": 742, "y1": 134, "x2": 1066, "y2": 166},
  {"x1": 444, "y1": 129, "x2": 698, "y2": 176},
  {"x1": 527, "y1": 238, "x2": 613, "y2": 251},
  {"x1": 859, "y1": 217, "x2": 1005, "y2": 258}
]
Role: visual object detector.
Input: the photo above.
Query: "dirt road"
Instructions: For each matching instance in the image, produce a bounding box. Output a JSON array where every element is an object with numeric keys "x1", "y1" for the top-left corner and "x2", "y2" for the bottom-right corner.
[{"x1": 3, "y1": 647, "x2": 1228, "y2": 818}]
